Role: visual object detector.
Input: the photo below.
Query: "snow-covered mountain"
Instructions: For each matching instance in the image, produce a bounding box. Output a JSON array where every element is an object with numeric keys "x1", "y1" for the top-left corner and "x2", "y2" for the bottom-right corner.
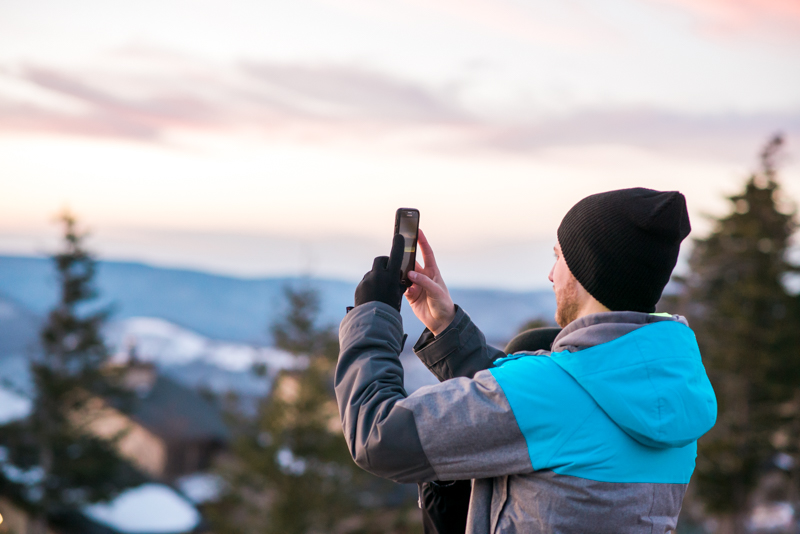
[
  {"x1": 105, "y1": 317, "x2": 302, "y2": 373},
  {"x1": 0, "y1": 303, "x2": 438, "y2": 400},
  {"x1": 0, "y1": 256, "x2": 554, "y2": 397},
  {"x1": 0, "y1": 255, "x2": 556, "y2": 346},
  {"x1": 104, "y1": 317, "x2": 307, "y2": 398},
  {"x1": 104, "y1": 316, "x2": 438, "y2": 395}
]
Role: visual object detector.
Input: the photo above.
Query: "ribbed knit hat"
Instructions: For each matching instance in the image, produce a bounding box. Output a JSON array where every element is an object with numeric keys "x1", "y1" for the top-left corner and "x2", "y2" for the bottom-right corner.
[{"x1": 556, "y1": 188, "x2": 691, "y2": 313}]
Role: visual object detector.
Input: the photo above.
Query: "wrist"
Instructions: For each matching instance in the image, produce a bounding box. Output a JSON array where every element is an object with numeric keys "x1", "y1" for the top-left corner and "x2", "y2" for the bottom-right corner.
[{"x1": 431, "y1": 305, "x2": 456, "y2": 337}]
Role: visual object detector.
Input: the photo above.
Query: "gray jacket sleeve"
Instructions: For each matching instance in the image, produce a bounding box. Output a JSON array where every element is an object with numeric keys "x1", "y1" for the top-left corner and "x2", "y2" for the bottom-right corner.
[
  {"x1": 336, "y1": 302, "x2": 532, "y2": 483},
  {"x1": 413, "y1": 305, "x2": 506, "y2": 381}
]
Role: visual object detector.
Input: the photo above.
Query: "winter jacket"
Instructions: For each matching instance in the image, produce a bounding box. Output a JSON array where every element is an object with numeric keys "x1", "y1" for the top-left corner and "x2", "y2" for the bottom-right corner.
[
  {"x1": 418, "y1": 326, "x2": 562, "y2": 534},
  {"x1": 335, "y1": 302, "x2": 717, "y2": 533}
]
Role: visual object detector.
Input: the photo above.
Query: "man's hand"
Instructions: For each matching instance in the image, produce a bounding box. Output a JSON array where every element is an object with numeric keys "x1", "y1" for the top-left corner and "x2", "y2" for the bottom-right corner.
[
  {"x1": 405, "y1": 229, "x2": 456, "y2": 336},
  {"x1": 354, "y1": 233, "x2": 406, "y2": 312}
]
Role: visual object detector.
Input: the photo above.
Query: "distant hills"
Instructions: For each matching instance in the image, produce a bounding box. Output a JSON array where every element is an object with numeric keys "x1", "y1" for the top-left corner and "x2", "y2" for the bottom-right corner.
[
  {"x1": 0, "y1": 255, "x2": 556, "y2": 346},
  {"x1": 0, "y1": 255, "x2": 555, "y2": 400}
]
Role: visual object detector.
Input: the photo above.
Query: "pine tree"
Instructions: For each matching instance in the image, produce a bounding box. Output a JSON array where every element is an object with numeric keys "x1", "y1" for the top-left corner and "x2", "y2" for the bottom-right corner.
[
  {"x1": 0, "y1": 212, "x2": 140, "y2": 533},
  {"x1": 684, "y1": 135, "x2": 800, "y2": 532},
  {"x1": 208, "y1": 286, "x2": 419, "y2": 534}
]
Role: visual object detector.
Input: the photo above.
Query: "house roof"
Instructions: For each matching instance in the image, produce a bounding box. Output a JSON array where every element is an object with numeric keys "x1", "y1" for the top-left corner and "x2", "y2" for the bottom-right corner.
[{"x1": 129, "y1": 375, "x2": 229, "y2": 443}]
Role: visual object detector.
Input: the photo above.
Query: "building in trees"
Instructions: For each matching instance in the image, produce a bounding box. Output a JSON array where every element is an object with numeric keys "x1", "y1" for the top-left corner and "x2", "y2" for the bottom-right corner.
[
  {"x1": 76, "y1": 360, "x2": 229, "y2": 481},
  {"x1": 0, "y1": 213, "x2": 144, "y2": 533},
  {"x1": 0, "y1": 213, "x2": 209, "y2": 534}
]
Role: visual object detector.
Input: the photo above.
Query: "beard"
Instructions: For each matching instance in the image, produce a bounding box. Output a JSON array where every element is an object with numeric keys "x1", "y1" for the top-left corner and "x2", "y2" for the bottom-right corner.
[{"x1": 554, "y1": 276, "x2": 580, "y2": 328}]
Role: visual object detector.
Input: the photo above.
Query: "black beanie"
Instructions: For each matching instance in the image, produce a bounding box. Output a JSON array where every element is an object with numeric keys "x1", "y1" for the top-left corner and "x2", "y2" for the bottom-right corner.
[{"x1": 556, "y1": 188, "x2": 691, "y2": 313}]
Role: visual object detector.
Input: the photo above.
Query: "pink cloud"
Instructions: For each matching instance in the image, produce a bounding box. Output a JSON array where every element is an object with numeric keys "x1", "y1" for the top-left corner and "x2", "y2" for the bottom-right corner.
[
  {"x1": 0, "y1": 57, "x2": 796, "y2": 161},
  {"x1": 20, "y1": 67, "x2": 223, "y2": 134},
  {"x1": 648, "y1": 0, "x2": 800, "y2": 35},
  {"x1": 0, "y1": 61, "x2": 472, "y2": 144},
  {"x1": 240, "y1": 62, "x2": 466, "y2": 123},
  {"x1": 479, "y1": 107, "x2": 800, "y2": 159},
  {"x1": 0, "y1": 102, "x2": 160, "y2": 140}
]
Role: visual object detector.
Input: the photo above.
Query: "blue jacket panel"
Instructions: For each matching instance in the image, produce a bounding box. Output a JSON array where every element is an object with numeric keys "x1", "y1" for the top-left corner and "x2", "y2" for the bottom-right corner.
[{"x1": 490, "y1": 320, "x2": 716, "y2": 484}]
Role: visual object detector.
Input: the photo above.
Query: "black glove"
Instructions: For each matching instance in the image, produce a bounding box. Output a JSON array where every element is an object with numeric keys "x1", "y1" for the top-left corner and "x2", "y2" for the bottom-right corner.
[{"x1": 354, "y1": 233, "x2": 406, "y2": 312}]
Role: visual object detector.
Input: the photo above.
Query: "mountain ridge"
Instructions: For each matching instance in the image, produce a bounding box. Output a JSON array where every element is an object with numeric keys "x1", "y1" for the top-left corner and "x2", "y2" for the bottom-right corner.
[{"x1": 0, "y1": 254, "x2": 556, "y2": 345}]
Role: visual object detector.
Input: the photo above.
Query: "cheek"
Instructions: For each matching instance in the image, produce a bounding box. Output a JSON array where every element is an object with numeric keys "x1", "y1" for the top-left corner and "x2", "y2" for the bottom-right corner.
[{"x1": 553, "y1": 259, "x2": 569, "y2": 286}]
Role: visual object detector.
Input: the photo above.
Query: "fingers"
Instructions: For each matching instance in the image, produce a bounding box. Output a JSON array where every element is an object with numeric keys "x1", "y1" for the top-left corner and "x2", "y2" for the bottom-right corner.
[
  {"x1": 417, "y1": 229, "x2": 439, "y2": 274},
  {"x1": 408, "y1": 270, "x2": 444, "y2": 299},
  {"x1": 386, "y1": 233, "x2": 405, "y2": 273},
  {"x1": 404, "y1": 283, "x2": 421, "y2": 302}
]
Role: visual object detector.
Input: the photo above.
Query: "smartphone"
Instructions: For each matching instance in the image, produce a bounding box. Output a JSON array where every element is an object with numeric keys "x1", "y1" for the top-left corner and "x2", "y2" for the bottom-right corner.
[{"x1": 394, "y1": 208, "x2": 420, "y2": 286}]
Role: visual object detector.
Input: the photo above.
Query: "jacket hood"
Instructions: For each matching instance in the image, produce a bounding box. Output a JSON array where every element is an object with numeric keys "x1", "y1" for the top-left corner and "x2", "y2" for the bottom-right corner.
[{"x1": 549, "y1": 314, "x2": 717, "y2": 449}]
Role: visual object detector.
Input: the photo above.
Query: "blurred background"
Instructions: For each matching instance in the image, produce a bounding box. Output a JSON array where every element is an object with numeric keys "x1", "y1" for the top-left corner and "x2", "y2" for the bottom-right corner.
[{"x1": 0, "y1": 0, "x2": 799, "y2": 533}]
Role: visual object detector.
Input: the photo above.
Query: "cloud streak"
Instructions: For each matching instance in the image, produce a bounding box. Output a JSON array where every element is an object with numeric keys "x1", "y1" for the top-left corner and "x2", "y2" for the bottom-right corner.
[
  {"x1": 241, "y1": 62, "x2": 466, "y2": 123},
  {"x1": 481, "y1": 108, "x2": 800, "y2": 159},
  {"x1": 0, "y1": 56, "x2": 797, "y2": 160},
  {"x1": 0, "y1": 59, "x2": 471, "y2": 142},
  {"x1": 1, "y1": 65, "x2": 225, "y2": 140}
]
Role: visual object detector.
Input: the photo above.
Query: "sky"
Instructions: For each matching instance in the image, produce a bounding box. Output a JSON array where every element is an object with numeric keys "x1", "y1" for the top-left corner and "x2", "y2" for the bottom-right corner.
[{"x1": 1, "y1": 0, "x2": 799, "y2": 289}]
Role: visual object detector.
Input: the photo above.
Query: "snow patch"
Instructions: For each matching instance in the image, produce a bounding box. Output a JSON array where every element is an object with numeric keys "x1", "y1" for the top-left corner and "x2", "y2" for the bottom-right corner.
[
  {"x1": 105, "y1": 317, "x2": 305, "y2": 373},
  {"x1": 0, "y1": 386, "x2": 32, "y2": 424},
  {"x1": 276, "y1": 447, "x2": 307, "y2": 476},
  {"x1": 176, "y1": 472, "x2": 224, "y2": 504},
  {"x1": 83, "y1": 483, "x2": 201, "y2": 534},
  {"x1": 749, "y1": 502, "x2": 795, "y2": 531},
  {"x1": 0, "y1": 446, "x2": 44, "y2": 487},
  {"x1": 0, "y1": 355, "x2": 34, "y2": 397}
]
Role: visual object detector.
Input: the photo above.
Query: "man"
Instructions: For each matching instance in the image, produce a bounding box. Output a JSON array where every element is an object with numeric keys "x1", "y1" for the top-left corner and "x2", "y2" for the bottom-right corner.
[{"x1": 336, "y1": 188, "x2": 717, "y2": 533}]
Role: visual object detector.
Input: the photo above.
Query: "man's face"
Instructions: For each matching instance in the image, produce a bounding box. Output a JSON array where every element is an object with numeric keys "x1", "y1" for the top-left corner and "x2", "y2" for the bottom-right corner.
[{"x1": 549, "y1": 243, "x2": 580, "y2": 328}]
